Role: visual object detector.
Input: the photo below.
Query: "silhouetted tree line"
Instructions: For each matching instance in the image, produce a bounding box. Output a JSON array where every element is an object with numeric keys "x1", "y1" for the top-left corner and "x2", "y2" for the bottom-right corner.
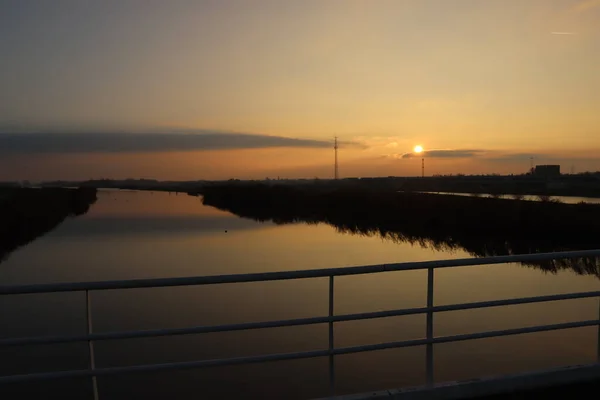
[
  {"x1": 199, "y1": 183, "x2": 600, "y2": 278},
  {"x1": 0, "y1": 187, "x2": 97, "y2": 263}
]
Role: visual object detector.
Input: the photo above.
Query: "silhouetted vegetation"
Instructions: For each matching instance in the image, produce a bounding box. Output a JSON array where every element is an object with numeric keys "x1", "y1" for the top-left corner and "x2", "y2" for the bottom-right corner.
[
  {"x1": 199, "y1": 183, "x2": 600, "y2": 278},
  {"x1": 0, "y1": 188, "x2": 97, "y2": 263},
  {"x1": 37, "y1": 172, "x2": 600, "y2": 200},
  {"x1": 398, "y1": 173, "x2": 600, "y2": 198}
]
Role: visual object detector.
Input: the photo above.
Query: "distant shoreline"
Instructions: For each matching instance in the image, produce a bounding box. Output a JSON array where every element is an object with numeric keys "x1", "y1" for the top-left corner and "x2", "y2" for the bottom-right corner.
[{"x1": 7, "y1": 173, "x2": 599, "y2": 199}]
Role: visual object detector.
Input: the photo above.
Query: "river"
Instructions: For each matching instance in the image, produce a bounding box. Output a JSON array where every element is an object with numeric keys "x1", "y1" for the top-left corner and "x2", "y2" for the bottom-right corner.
[
  {"x1": 1, "y1": 190, "x2": 599, "y2": 399},
  {"x1": 417, "y1": 191, "x2": 600, "y2": 204}
]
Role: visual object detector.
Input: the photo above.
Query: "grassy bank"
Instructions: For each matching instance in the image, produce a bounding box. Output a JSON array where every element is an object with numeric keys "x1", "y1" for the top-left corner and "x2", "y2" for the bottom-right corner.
[
  {"x1": 0, "y1": 187, "x2": 97, "y2": 262},
  {"x1": 199, "y1": 183, "x2": 600, "y2": 278}
]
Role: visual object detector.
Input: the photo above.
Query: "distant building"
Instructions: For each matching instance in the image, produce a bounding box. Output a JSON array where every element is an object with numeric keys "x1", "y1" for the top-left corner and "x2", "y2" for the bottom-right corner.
[{"x1": 534, "y1": 165, "x2": 560, "y2": 179}]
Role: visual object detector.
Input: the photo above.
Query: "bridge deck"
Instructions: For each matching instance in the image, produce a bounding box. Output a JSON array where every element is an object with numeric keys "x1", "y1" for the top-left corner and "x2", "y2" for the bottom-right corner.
[
  {"x1": 478, "y1": 379, "x2": 600, "y2": 399},
  {"x1": 324, "y1": 363, "x2": 600, "y2": 400}
]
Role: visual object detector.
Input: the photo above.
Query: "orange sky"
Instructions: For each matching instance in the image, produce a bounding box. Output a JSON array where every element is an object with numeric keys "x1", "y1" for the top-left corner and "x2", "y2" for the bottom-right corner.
[
  {"x1": 1, "y1": 0, "x2": 599, "y2": 180},
  {"x1": 4, "y1": 146, "x2": 598, "y2": 181}
]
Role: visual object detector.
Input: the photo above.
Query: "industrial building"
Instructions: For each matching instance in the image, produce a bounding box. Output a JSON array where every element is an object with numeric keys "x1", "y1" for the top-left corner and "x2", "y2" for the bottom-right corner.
[{"x1": 534, "y1": 165, "x2": 561, "y2": 178}]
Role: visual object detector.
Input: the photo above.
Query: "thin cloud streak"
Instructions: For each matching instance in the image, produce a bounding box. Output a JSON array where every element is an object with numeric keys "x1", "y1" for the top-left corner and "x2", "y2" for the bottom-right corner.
[
  {"x1": 0, "y1": 131, "x2": 335, "y2": 154},
  {"x1": 485, "y1": 152, "x2": 558, "y2": 163},
  {"x1": 400, "y1": 149, "x2": 486, "y2": 159}
]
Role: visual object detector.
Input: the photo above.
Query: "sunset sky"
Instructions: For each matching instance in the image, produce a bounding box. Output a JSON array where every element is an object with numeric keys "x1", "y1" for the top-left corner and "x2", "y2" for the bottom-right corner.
[{"x1": 1, "y1": 0, "x2": 599, "y2": 181}]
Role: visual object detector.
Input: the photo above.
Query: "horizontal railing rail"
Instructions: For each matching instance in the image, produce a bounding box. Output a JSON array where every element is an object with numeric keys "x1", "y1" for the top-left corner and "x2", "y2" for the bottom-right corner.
[
  {"x1": 1, "y1": 248, "x2": 600, "y2": 399},
  {"x1": 2, "y1": 319, "x2": 599, "y2": 385},
  {"x1": 2, "y1": 289, "x2": 600, "y2": 347},
  {"x1": 2, "y1": 249, "x2": 600, "y2": 295}
]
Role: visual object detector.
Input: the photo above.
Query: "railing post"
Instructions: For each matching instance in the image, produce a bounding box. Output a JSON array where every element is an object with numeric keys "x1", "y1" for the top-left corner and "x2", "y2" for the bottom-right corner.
[
  {"x1": 597, "y1": 297, "x2": 600, "y2": 362},
  {"x1": 426, "y1": 267, "x2": 434, "y2": 386},
  {"x1": 86, "y1": 290, "x2": 99, "y2": 400},
  {"x1": 329, "y1": 275, "x2": 335, "y2": 395}
]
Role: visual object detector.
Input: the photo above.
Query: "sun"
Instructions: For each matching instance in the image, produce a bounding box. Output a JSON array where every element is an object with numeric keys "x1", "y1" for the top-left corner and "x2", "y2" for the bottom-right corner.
[{"x1": 413, "y1": 145, "x2": 423, "y2": 154}]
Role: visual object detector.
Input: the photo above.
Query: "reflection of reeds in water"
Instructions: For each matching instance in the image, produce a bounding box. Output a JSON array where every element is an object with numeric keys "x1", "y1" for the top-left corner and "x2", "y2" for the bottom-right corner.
[
  {"x1": 330, "y1": 224, "x2": 600, "y2": 278},
  {"x1": 200, "y1": 183, "x2": 600, "y2": 279},
  {"x1": 0, "y1": 188, "x2": 97, "y2": 263}
]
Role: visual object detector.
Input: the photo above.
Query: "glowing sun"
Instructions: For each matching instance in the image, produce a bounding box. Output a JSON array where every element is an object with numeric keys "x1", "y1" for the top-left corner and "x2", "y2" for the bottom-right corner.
[{"x1": 413, "y1": 145, "x2": 424, "y2": 153}]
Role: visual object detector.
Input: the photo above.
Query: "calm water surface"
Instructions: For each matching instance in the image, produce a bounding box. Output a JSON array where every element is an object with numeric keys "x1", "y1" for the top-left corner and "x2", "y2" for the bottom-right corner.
[
  {"x1": 1, "y1": 190, "x2": 599, "y2": 399},
  {"x1": 420, "y1": 191, "x2": 600, "y2": 204}
]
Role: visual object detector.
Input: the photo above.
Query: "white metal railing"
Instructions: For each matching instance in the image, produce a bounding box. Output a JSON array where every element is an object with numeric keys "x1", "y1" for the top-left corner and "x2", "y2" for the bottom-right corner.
[{"x1": 2, "y1": 249, "x2": 600, "y2": 399}]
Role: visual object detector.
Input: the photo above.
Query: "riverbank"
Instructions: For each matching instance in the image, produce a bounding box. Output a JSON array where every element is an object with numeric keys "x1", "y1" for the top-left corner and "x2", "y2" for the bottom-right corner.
[
  {"x1": 0, "y1": 187, "x2": 97, "y2": 262},
  {"x1": 199, "y1": 183, "x2": 600, "y2": 277},
  {"x1": 398, "y1": 175, "x2": 600, "y2": 198},
  {"x1": 200, "y1": 183, "x2": 600, "y2": 238}
]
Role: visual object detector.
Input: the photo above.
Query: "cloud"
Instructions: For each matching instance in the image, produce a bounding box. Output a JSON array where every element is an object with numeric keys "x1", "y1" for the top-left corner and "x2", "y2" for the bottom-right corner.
[
  {"x1": 337, "y1": 139, "x2": 367, "y2": 149},
  {"x1": 0, "y1": 131, "x2": 335, "y2": 154},
  {"x1": 485, "y1": 152, "x2": 551, "y2": 163},
  {"x1": 400, "y1": 149, "x2": 486, "y2": 159},
  {"x1": 574, "y1": 0, "x2": 600, "y2": 12}
]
